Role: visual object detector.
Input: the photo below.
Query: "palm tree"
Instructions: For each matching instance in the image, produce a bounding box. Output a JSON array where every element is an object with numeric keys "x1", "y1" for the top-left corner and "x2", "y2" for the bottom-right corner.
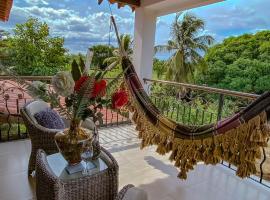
[
  {"x1": 155, "y1": 12, "x2": 214, "y2": 83},
  {"x1": 103, "y1": 34, "x2": 133, "y2": 70}
]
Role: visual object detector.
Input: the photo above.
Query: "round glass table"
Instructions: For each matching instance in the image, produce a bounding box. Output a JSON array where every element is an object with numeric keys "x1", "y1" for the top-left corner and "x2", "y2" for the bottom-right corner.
[{"x1": 47, "y1": 153, "x2": 108, "y2": 180}]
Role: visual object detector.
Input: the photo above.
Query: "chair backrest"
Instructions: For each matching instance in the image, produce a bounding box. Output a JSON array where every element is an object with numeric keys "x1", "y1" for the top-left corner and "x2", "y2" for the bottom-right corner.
[{"x1": 22, "y1": 100, "x2": 49, "y2": 124}]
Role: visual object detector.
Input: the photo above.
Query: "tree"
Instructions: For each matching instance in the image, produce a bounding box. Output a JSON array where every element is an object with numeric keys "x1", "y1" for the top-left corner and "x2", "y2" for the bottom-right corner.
[
  {"x1": 0, "y1": 30, "x2": 13, "y2": 67},
  {"x1": 0, "y1": 29, "x2": 9, "y2": 39},
  {"x1": 90, "y1": 45, "x2": 114, "y2": 70},
  {"x1": 9, "y1": 18, "x2": 68, "y2": 75},
  {"x1": 199, "y1": 31, "x2": 270, "y2": 94},
  {"x1": 103, "y1": 34, "x2": 133, "y2": 70},
  {"x1": 155, "y1": 12, "x2": 214, "y2": 83}
]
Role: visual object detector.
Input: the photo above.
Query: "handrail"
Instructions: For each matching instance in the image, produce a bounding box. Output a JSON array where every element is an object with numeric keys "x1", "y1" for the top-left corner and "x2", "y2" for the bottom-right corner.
[
  {"x1": 0, "y1": 76, "x2": 116, "y2": 81},
  {"x1": 0, "y1": 76, "x2": 260, "y2": 99},
  {"x1": 143, "y1": 78, "x2": 260, "y2": 100},
  {"x1": 0, "y1": 76, "x2": 52, "y2": 81}
]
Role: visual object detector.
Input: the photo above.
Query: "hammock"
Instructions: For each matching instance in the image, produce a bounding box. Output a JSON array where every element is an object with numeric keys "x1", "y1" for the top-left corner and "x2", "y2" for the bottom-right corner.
[
  {"x1": 108, "y1": 15, "x2": 270, "y2": 179},
  {"x1": 121, "y1": 57, "x2": 270, "y2": 180}
]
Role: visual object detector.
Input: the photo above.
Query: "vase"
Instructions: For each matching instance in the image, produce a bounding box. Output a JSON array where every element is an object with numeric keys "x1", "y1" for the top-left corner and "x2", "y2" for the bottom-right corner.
[
  {"x1": 91, "y1": 128, "x2": 101, "y2": 160},
  {"x1": 55, "y1": 119, "x2": 93, "y2": 165}
]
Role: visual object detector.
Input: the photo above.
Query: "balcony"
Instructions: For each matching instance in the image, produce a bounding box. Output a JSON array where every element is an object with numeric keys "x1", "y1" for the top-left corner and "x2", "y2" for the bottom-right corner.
[{"x1": 0, "y1": 76, "x2": 270, "y2": 200}]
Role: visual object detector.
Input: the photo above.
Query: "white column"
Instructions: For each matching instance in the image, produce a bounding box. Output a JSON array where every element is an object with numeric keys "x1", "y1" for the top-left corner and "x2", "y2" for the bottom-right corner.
[{"x1": 133, "y1": 8, "x2": 157, "y2": 91}]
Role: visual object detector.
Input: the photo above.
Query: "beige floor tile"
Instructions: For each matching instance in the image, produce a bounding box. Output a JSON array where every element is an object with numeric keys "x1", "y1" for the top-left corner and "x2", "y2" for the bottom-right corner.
[
  {"x1": 159, "y1": 195, "x2": 177, "y2": 200},
  {"x1": 0, "y1": 140, "x2": 27, "y2": 155},
  {"x1": 0, "y1": 172, "x2": 35, "y2": 200},
  {"x1": 0, "y1": 152, "x2": 28, "y2": 175},
  {"x1": 0, "y1": 140, "x2": 29, "y2": 176}
]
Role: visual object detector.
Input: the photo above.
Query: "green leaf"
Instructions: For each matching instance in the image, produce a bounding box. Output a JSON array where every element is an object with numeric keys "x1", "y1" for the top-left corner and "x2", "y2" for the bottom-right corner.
[
  {"x1": 79, "y1": 56, "x2": 86, "y2": 74},
  {"x1": 71, "y1": 59, "x2": 81, "y2": 81}
]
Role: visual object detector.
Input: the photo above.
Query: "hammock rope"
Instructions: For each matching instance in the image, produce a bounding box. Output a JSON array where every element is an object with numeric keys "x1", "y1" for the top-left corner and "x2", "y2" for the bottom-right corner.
[{"x1": 110, "y1": 16, "x2": 270, "y2": 180}]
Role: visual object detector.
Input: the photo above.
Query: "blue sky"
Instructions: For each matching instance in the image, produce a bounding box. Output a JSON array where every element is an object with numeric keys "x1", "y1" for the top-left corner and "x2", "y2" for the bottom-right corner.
[{"x1": 1, "y1": 0, "x2": 270, "y2": 56}]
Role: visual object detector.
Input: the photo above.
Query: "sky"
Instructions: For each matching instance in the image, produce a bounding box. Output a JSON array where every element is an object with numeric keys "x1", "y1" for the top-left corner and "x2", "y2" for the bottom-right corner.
[{"x1": 1, "y1": 0, "x2": 270, "y2": 57}]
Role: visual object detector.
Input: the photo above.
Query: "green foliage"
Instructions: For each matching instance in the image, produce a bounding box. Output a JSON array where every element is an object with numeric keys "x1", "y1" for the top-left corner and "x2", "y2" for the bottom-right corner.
[
  {"x1": 153, "y1": 58, "x2": 166, "y2": 79},
  {"x1": 71, "y1": 59, "x2": 81, "y2": 81},
  {"x1": 90, "y1": 45, "x2": 114, "y2": 70},
  {"x1": 149, "y1": 90, "x2": 242, "y2": 125},
  {"x1": 6, "y1": 18, "x2": 68, "y2": 75},
  {"x1": 198, "y1": 31, "x2": 270, "y2": 94},
  {"x1": 65, "y1": 53, "x2": 86, "y2": 66},
  {"x1": 79, "y1": 56, "x2": 86, "y2": 73},
  {"x1": 0, "y1": 30, "x2": 13, "y2": 68},
  {"x1": 103, "y1": 34, "x2": 133, "y2": 71}
]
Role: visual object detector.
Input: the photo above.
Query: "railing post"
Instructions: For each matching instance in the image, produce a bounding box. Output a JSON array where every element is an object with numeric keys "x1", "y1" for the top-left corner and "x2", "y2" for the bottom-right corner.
[{"x1": 217, "y1": 94, "x2": 225, "y2": 121}]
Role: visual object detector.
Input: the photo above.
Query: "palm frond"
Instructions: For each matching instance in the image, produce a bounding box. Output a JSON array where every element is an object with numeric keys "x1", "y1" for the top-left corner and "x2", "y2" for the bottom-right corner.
[
  {"x1": 103, "y1": 56, "x2": 118, "y2": 64},
  {"x1": 105, "y1": 61, "x2": 119, "y2": 71},
  {"x1": 74, "y1": 76, "x2": 95, "y2": 119},
  {"x1": 194, "y1": 35, "x2": 215, "y2": 46},
  {"x1": 154, "y1": 45, "x2": 176, "y2": 54},
  {"x1": 105, "y1": 64, "x2": 130, "y2": 95}
]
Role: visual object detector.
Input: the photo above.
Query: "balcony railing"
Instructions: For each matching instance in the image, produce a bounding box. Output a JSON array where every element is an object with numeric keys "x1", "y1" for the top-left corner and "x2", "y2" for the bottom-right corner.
[
  {"x1": 143, "y1": 78, "x2": 269, "y2": 188},
  {"x1": 0, "y1": 76, "x2": 131, "y2": 142}
]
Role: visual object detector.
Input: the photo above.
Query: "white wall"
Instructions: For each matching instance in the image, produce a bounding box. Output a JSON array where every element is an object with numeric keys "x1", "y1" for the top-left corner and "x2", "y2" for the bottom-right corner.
[{"x1": 133, "y1": 8, "x2": 157, "y2": 90}]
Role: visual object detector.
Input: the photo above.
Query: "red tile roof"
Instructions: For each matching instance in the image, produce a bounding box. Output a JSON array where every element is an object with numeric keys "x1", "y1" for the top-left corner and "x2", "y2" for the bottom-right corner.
[{"x1": 0, "y1": 0, "x2": 13, "y2": 22}]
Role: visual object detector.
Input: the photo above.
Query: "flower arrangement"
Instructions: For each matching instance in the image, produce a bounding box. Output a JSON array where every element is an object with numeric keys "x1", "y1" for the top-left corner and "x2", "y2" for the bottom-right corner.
[
  {"x1": 1, "y1": 54, "x2": 129, "y2": 164},
  {"x1": 23, "y1": 56, "x2": 130, "y2": 164},
  {"x1": 28, "y1": 57, "x2": 129, "y2": 126}
]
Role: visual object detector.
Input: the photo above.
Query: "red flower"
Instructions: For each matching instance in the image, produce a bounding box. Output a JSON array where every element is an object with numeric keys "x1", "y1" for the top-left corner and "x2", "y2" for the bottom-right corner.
[
  {"x1": 74, "y1": 76, "x2": 107, "y2": 98},
  {"x1": 74, "y1": 76, "x2": 88, "y2": 92},
  {"x1": 92, "y1": 80, "x2": 107, "y2": 98},
  {"x1": 112, "y1": 90, "x2": 129, "y2": 109}
]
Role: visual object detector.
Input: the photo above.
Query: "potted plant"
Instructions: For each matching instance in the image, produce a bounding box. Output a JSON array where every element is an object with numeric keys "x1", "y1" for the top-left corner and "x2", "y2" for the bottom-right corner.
[{"x1": 17, "y1": 57, "x2": 129, "y2": 165}]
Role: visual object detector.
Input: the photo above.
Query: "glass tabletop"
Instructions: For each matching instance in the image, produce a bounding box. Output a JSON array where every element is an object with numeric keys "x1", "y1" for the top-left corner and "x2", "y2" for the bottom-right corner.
[{"x1": 47, "y1": 153, "x2": 108, "y2": 180}]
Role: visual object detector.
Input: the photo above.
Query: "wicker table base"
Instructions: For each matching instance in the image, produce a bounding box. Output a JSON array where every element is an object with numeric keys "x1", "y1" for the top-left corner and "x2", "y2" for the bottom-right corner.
[{"x1": 36, "y1": 147, "x2": 119, "y2": 200}]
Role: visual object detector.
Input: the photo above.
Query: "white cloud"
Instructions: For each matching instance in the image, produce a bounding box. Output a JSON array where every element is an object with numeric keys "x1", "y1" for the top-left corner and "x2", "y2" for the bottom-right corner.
[
  {"x1": 24, "y1": 0, "x2": 49, "y2": 5},
  {"x1": 9, "y1": 5, "x2": 134, "y2": 52}
]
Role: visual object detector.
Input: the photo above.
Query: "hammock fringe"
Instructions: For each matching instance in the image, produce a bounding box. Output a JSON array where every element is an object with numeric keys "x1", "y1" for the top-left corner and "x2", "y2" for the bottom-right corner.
[{"x1": 120, "y1": 57, "x2": 269, "y2": 180}]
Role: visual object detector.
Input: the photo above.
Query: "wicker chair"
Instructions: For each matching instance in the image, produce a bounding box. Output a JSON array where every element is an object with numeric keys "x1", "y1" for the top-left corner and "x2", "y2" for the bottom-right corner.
[{"x1": 21, "y1": 100, "x2": 97, "y2": 175}]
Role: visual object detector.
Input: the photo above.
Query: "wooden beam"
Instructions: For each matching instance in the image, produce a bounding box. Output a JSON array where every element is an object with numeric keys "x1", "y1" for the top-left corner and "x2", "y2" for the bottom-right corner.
[
  {"x1": 0, "y1": 0, "x2": 13, "y2": 22},
  {"x1": 113, "y1": 0, "x2": 140, "y2": 7},
  {"x1": 98, "y1": 0, "x2": 140, "y2": 7}
]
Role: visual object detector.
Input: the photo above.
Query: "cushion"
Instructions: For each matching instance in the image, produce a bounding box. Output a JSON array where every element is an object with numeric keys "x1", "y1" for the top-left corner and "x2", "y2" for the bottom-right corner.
[
  {"x1": 123, "y1": 187, "x2": 148, "y2": 200},
  {"x1": 25, "y1": 100, "x2": 49, "y2": 123},
  {"x1": 34, "y1": 108, "x2": 65, "y2": 129}
]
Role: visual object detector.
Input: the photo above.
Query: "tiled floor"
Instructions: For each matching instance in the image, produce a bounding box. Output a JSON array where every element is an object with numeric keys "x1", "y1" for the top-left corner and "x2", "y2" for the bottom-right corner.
[{"x1": 0, "y1": 125, "x2": 269, "y2": 200}]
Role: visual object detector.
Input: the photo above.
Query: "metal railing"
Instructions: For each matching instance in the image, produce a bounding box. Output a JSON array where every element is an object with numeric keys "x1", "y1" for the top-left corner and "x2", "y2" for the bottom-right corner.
[
  {"x1": 143, "y1": 78, "x2": 269, "y2": 187},
  {"x1": 0, "y1": 76, "x2": 131, "y2": 142},
  {"x1": 144, "y1": 78, "x2": 259, "y2": 124}
]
